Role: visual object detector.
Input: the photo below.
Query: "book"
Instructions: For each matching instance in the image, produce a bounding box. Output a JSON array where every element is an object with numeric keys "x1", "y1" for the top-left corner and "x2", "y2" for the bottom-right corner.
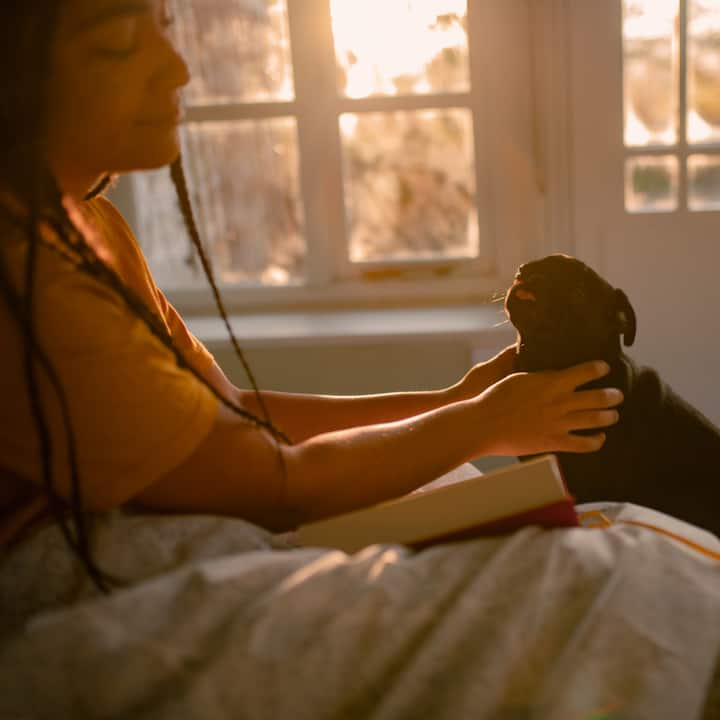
[{"x1": 295, "y1": 454, "x2": 578, "y2": 552}]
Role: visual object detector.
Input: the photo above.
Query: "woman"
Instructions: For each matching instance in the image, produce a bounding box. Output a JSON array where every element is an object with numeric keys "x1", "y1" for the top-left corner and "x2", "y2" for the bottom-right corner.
[
  {"x1": 2, "y1": 2, "x2": 717, "y2": 718},
  {"x1": 0, "y1": 0, "x2": 621, "y2": 566}
]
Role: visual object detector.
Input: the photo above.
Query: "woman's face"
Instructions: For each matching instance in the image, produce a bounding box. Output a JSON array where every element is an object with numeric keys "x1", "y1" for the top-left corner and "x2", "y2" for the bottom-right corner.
[{"x1": 46, "y1": 0, "x2": 190, "y2": 196}]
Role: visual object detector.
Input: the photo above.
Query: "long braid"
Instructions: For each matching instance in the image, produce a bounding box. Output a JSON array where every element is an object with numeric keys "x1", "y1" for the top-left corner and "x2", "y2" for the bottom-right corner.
[
  {"x1": 169, "y1": 157, "x2": 275, "y2": 427},
  {"x1": 5, "y1": 203, "x2": 116, "y2": 593},
  {"x1": 85, "y1": 174, "x2": 115, "y2": 202},
  {"x1": 0, "y1": 252, "x2": 72, "y2": 551},
  {"x1": 168, "y1": 156, "x2": 291, "y2": 494},
  {"x1": 3, "y1": 176, "x2": 291, "y2": 594},
  {"x1": 25, "y1": 208, "x2": 290, "y2": 442},
  {"x1": 0, "y1": 1, "x2": 289, "y2": 594},
  {"x1": 0, "y1": 0, "x2": 115, "y2": 593}
]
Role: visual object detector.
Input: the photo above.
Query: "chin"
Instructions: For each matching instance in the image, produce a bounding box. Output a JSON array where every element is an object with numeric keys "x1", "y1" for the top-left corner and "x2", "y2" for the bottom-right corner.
[
  {"x1": 110, "y1": 127, "x2": 183, "y2": 173},
  {"x1": 118, "y1": 143, "x2": 181, "y2": 174}
]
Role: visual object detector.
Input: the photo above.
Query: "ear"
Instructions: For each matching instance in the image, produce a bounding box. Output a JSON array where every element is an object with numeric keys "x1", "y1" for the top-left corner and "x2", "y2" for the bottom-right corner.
[{"x1": 614, "y1": 289, "x2": 637, "y2": 346}]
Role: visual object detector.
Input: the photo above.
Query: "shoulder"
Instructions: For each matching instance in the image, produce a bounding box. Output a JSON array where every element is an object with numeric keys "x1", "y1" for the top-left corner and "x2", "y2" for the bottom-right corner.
[
  {"x1": 78, "y1": 194, "x2": 150, "y2": 277},
  {"x1": 86, "y1": 193, "x2": 124, "y2": 220},
  {"x1": 83, "y1": 194, "x2": 135, "y2": 240}
]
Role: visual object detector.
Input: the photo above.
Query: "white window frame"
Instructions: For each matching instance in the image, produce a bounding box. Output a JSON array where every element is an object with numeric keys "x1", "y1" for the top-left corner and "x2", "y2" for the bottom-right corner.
[
  {"x1": 118, "y1": 0, "x2": 571, "y2": 316},
  {"x1": 621, "y1": 0, "x2": 720, "y2": 215}
]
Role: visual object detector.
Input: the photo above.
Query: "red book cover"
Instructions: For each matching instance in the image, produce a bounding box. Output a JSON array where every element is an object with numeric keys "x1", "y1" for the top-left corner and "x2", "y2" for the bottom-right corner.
[{"x1": 410, "y1": 498, "x2": 579, "y2": 550}]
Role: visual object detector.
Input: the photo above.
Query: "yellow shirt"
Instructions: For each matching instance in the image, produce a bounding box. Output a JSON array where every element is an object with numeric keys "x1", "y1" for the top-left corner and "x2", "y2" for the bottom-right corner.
[{"x1": 0, "y1": 196, "x2": 218, "y2": 544}]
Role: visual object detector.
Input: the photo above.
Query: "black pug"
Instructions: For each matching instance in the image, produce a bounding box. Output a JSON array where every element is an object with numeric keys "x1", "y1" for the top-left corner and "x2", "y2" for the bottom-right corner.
[{"x1": 505, "y1": 253, "x2": 720, "y2": 536}]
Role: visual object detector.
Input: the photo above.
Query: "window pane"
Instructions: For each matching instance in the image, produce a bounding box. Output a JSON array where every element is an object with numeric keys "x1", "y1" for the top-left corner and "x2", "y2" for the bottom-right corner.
[
  {"x1": 688, "y1": 0, "x2": 720, "y2": 144},
  {"x1": 688, "y1": 154, "x2": 720, "y2": 209},
  {"x1": 623, "y1": 0, "x2": 679, "y2": 146},
  {"x1": 133, "y1": 168, "x2": 195, "y2": 288},
  {"x1": 331, "y1": 0, "x2": 469, "y2": 98},
  {"x1": 170, "y1": 0, "x2": 293, "y2": 104},
  {"x1": 341, "y1": 109, "x2": 477, "y2": 262},
  {"x1": 136, "y1": 120, "x2": 306, "y2": 287},
  {"x1": 625, "y1": 155, "x2": 679, "y2": 212}
]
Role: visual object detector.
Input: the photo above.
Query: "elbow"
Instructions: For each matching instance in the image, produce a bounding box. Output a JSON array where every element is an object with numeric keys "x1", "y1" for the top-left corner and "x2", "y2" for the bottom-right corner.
[
  {"x1": 274, "y1": 442, "x2": 348, "y2": 528},
  {"x1": 264, "y1": 443, "x2": 313, "y2": 531}
]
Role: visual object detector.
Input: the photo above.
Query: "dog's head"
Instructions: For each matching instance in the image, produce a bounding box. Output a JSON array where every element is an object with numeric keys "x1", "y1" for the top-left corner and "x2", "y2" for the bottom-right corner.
[{"x1": 505, "y1": 254, "x2": 636, "y2": 371}]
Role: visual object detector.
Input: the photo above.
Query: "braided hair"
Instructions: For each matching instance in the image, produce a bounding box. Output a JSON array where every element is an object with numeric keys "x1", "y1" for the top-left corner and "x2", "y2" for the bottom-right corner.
[{"x1": 0, "y1": 2, "x2": 287, "y2": 593}]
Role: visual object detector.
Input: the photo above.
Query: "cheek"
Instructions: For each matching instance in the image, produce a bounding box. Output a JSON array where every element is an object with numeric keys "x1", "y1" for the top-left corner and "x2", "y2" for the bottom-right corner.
[
  {"x1": 82, "y1": 75, "x2": 142, "y2": 139},
  {"x1": 49, "y1": 66, "x2": 140, "y2": 157},
  {"x1": 73, "y1": 73, "x2": 181, "y2": 170},
  {"x1": 47, "y1": 50, "x2": 181, "y2": 173}
]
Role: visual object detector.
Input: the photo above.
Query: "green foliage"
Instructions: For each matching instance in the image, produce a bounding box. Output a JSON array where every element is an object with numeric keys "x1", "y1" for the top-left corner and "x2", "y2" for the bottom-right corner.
[
  {"x1": 632, "y1": 164, "x2": 670, "y2": 198},
  {"x1": 692, "y1": 163, "x2": 720, "y2": 200}
]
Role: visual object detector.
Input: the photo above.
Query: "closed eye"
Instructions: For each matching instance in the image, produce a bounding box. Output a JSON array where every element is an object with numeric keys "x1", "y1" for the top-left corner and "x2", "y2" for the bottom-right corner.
[{"x1": 89, "y1": 16, "x2": 141, "y2": 58}]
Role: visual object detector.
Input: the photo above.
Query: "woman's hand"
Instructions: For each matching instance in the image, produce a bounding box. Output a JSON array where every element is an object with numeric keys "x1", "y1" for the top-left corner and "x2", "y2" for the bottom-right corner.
[
  {"x1": 473, "y1": 360, "x2": 624, "y2": 457},
  {"x1": 452, "y1": 345, "x2": 518, "y2": 401}
]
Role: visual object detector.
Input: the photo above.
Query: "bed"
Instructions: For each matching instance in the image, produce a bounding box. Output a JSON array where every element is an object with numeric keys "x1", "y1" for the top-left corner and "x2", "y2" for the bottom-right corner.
[{"x1": 1, "y1": 476, "x2": 718, "y2": 719}]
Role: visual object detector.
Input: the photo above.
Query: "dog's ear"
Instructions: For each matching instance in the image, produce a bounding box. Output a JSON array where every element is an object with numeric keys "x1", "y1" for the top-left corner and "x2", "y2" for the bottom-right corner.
[{"x1": 614, "y1": 289, "x2": 637, "y2": 346}]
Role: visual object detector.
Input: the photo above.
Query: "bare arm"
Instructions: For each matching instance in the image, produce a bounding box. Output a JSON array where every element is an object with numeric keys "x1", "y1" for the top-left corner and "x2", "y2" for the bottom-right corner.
[
  {"x1": 203, "y1": 346, "x2": 518, "y2": 443},
  {"x1": 132, "y1": 360, "x2": 623, "y2": 530}
]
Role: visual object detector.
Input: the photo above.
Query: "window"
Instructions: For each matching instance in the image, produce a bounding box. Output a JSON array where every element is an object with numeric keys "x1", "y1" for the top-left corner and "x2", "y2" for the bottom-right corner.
[
  {"x1": 128, "y1": 0, "x2": 523, "y2": 310},
  {"x1": 623, "y1": 0, "x2": 720, "y2": 213}
]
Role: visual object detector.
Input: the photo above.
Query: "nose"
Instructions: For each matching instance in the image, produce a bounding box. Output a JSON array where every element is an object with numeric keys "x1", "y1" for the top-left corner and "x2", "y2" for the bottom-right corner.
[
  {"x1": 152, "y1": 27, "x2": 191, "y2": 91},
  {"x1": 164, "y1": 41, "x2": 191, "y2": 90},
  {"x1": 517, "y1": 260, "x2": 540, "y2": 276}
]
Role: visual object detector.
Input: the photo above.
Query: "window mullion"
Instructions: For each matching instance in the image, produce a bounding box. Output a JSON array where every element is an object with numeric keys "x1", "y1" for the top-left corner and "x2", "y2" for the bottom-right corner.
[
  {"x1": 678, "y1": 0, "x2": 689, "y2": 210},
  {"x1": 286, "y1": 0, "x2": 347, "y2": 288},
  {"x1": 467, "y1": 0, "x2": 497, "y2": 274},
  {"x1": 528, "y1": 0, "x2": 575, "y2": 257}
]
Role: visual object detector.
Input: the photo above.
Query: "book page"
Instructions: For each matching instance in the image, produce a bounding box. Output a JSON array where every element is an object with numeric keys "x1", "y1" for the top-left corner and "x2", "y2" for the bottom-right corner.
[
  {"x1": 412, "y1": 462, "x2": 488, "y2": 494},
  {"x1": 297, "y1": 455, "x2": 571, "y2": 552}
]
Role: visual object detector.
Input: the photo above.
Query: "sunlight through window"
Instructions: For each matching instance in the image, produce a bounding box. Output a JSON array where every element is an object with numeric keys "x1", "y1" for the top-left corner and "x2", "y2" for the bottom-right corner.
[
  {"x1": 330, "y1": 0, "x2": 468, "y2": 97},
  {"x1": 623, "y1": 0, "x2": 720, "y2": 212}
]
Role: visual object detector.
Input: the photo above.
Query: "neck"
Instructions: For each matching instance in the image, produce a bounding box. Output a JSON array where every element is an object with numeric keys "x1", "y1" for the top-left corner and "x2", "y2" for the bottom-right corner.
[
  {"x1": 59, "y1": 173, "x2": 105, "y2": 201},
  {"x1": 516, "y1": 334, "x2": 622, "y2": 372},
  {"x1": 48, "y1": 155, "x2": 105, "y2": 201}
]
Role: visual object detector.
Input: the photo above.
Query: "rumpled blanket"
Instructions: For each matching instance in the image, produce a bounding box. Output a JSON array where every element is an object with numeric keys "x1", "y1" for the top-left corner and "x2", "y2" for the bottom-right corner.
[{"x1": 1, "y1": 501, "x2": 718, "y2": 720}]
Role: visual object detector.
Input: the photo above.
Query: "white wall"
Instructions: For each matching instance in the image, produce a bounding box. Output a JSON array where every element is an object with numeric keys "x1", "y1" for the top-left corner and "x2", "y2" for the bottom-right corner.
[
  {"x1": 569, "y1": 1, "x2": 720, "y2": 426},
  {"x1": 211, "y1": 340, "x2": 481, "y2": 395}
]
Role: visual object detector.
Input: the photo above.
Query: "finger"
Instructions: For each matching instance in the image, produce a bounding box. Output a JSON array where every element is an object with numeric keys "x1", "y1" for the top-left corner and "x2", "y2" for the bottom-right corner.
[
  {"x1": 556, "y1": 361, "x2": 611, "y2": 391},
  {"x1": 565, "y1": 409, "x2": 620, "y2": 431},
  {"x1": 559, "y1": 431, "x2": 607, "y2": 454},
  {"x1": 568, "y1": 387, "x2": 624, "y2": 410}
]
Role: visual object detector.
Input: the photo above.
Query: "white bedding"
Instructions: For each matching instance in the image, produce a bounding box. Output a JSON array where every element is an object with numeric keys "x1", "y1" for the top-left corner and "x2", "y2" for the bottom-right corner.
[{"x1": 1, "y1": 499, "x2": 718, "y2": 719}]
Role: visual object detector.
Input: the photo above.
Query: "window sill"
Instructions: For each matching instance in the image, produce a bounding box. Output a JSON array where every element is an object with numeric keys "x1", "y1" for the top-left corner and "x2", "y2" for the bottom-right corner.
[{"x1": 186, "y1": 303, "x2": 516, "y2": 351}]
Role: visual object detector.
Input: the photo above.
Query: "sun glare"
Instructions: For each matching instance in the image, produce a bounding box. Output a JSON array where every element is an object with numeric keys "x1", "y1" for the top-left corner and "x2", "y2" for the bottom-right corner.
[
  {"x1": 623, "y1": 0, "x2": 678, "y2": 39},
  {"x1": 329, "y1": 0, "x2": 467, "y2": 98}
]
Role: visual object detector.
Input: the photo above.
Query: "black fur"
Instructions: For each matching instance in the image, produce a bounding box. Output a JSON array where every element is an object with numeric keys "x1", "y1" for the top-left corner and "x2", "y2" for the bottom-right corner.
[{"x1": 505, "y1": 253, "x2": 720, "y2": 536}]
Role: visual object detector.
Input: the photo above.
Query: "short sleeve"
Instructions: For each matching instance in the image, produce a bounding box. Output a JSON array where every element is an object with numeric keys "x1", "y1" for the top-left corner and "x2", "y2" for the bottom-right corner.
[
  {"x1": 81, "y1": 196, "x2": 216, "y2": 377},
  {"x1": 1, "y1": 244, "x2": 219, "y2": 510},
  {"x1": 155, "y1": 289, "x2": 216, "y2": 376}
]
